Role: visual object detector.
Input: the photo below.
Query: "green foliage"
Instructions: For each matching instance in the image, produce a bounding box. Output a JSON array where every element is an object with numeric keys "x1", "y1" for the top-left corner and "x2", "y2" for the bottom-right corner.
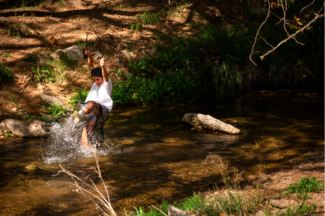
[
  {"x1": 13, "y1": 113, "x2": 52, "y2": 123},
  {"x1": 31, "y1": 64, "x2": 55, "y2": 83},
  {"x1": 112, "y1": 68, "x2": 199, "y2": 105},
  {"x1": 58, "y1": 0, "x2": 65, "y2": 8},
  {"x1": 4, "y1": 130, "x2": 11, "y2": 136},
  {"x1": 69, "y1": 89, "x2": 88, "y2": 107},
  {"x1": 283, "y1": 203, "x2": 316, "y2": 216},
  {"x1": 57, "y1": 54, "x2": 77, "y2": 69},
  {"x1": 283, "y1": 177, "x2": 324, "y2": 195},
  {"x1": 129, "y1": 193, "x2": 203, "y2": 216},
  {"x1": 52, "y1": 54, "x2": 77, "y2": 84},
  {"x1": 130, "y1": 24, "x2": 142, "y2": 31},
  {"x1": 0, "y1": 63, "x2": 14, "y2": 86},
  {"x1": 23, "y1": 52, "x2": 38, "y2": 65},
  {"x1": 137, "y1": 12, "x2": 161, "y2": 25},
  {"x1": 76, "y1": 39, "x2": 94, "y2": 48},
  {"x1": 114, "y1": 25, "x2": 248, "y2": 106},
  {"x1": 2, "y1": 45, "x2": 12, "y2": 58},
  {"x1": 42, "y1": 103, "x2": 67, "y2": 118}
]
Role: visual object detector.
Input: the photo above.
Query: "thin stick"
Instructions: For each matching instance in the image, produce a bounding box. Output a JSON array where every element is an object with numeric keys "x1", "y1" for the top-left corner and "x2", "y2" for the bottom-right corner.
[
  {"x1": 300, "y1": 0, "x2": 316, "y2": 13},
  {"x1": 259, "y1": 13, "x2": 324, "y2": 60},
  {"x1": 94, "y1": 151, "x2": 111, "y2": 204},
  {"x1": 85, "y1": 33, "x2": 88, "y2": 51},
  {"x1": 260, "y1": 37, "x2": 274, "y2": 48},
  {"x1": 91, "y1": 26, "x2": 101, "y2": 41},
  {"x1": 281, "y1": 0, "x2": 304, "y2": 46},
  {"x1": 151, "y1": 205, "x2": 168, "y2": 216},
  {"x1": 249, "y1": 0, "x2": 271, "y2": 66}
]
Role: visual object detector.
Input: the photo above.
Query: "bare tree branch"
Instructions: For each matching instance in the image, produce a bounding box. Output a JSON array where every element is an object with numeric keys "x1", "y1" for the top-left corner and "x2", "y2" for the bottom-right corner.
[
  {"x1": 259, "y1": 13, "x2": 324, "y2": 60},
  {"x1": 249, "y1": 0, "x2": 271, "y2": 66},
  {"x1": 260, "y1": 37, "x2": 274, "y2": 48},
  {"x1": 281, "y1": 0, "x2": 304, "y2": 45},
  {"x1": 300, "y1": 0, "x2": 316, "y2": 13}
]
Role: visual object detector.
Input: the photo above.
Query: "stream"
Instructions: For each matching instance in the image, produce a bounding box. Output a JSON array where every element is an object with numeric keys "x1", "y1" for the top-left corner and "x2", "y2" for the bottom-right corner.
[{"x1": 0, "y1": 89, "x2": 323, "y2": 215}]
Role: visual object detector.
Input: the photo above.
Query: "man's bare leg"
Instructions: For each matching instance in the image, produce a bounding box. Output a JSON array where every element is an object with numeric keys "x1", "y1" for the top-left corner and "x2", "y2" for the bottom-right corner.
[{"x1": 81, "y1": 119, "x2": 96, "y2": 150}]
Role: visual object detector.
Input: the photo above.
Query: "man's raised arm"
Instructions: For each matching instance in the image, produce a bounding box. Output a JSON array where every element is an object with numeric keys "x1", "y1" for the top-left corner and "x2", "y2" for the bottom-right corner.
[{"x1": 85, "y1": 50, "x2": 94, "y2": 73}]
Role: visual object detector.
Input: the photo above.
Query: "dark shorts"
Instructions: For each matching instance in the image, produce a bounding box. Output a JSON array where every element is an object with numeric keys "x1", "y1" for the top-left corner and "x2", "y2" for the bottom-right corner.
[{"x1": 79, "y1": 101, "x2": 110, "y2": 148}]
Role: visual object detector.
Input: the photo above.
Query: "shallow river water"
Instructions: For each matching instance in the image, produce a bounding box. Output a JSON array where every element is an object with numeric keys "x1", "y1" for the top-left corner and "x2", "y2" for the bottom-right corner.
[{"x1": 0, "y1": 89, "x2": 323, "y2": 215}]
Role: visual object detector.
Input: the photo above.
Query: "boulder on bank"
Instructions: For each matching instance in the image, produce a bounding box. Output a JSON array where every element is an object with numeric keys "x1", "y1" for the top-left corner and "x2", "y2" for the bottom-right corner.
[
  {"x1": 91, "y1": 51, "x2": 103, "y2": 60},
  {"x1": 50, "y1": 45, "x2": 84, "y2": 60},
  {"x1": 41, "y1": 90, "x2": 63, "y2": 106},
  {"x1": 0, "y1": 119, "x2": 49, "y2": 137},
  {"x1": 182, "y1": 113, "x2": 240, "y2": 134}
]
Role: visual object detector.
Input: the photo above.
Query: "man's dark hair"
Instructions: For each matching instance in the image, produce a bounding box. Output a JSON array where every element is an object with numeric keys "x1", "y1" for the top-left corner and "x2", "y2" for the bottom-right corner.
[{"x1": 91, "y1": 67, "x2": 103, "y2": 78}]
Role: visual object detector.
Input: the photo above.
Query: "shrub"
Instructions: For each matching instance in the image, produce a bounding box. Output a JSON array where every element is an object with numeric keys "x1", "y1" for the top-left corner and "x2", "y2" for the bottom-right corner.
[
  {"x1": 31, "y1": 64, "x2": 55, "y2": 83},
  {"x1": 42, "y1": 103, "x2": 67, "y2": 118},
  {"x1": 283, "y1": 177, "x2": 324, "y2": 195},
  {"x1": 69, "y1": 89, "x2": 88, "y2": 107},
  {"x1": 114, "y1": 25, "x2": 249, "y2": 106},
  {"x1": 0, "y1": 63, "x2": 14, "y2": 86},
  {"x1": 112, "y1": 69, "x2": 199, "y2": 105}
]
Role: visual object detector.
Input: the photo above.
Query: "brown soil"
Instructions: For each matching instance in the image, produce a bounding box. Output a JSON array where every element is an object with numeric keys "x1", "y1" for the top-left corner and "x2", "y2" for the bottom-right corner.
[
  {"x1": 0, "y1": 0, "x2": 228, "y2": 119},
  {"x1": 206, "y1": 148, "x2": 325, "y2": 215}
]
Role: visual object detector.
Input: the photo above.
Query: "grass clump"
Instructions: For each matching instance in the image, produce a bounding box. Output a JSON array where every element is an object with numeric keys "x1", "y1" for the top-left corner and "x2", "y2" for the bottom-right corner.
[
  {"x1": 57, "y1": 54, "x2": 77, "y2": 69},
  {"x1": 126, "y1": 193, "x2": 204, "y2": 216},
  {"x1": 5, "y1": 24, "x2": 31, "y2": 38},
  {"x1": 137, "y1": 12, "x2": 162, "y2": 25},
  {"x1": 31, "y1": 64, "x2": 55, "y2": 83},
  {"x1": 75, "y1": 39, "x2": 94, "y2": 48},
  {"x1": 2, "y1": 45, "x2": 12, "y2": 58},
  {"x1": 42, "y1": 102, "x2": 68, "y2": 118},
  {"x1": 0, "y1": 63, "x2": 14, "y2": 86},
  {"x1": 283, "y1": 202, "x2": 316, "y2": 216},
  {"x1": 283, "y1": 177, "x2": 324, "y2": 195},
  {"x1": 52, "y1": 54, "x2": 78, "y2": 84},
  {"x1": 23, "y1": 52, "x2": 38, "y2": 65}
]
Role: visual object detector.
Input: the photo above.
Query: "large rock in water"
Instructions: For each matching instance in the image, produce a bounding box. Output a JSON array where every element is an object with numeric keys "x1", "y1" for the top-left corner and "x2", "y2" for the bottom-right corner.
[
  {"x1": 182, "y1": 113, "x2": 240, "y2": 134},
  {"x1": 50, "y1": 45, "x2": 84, "y2": 60},
  {"x1": 0, "y1": 119, "x2": 49, "y2": 137}
]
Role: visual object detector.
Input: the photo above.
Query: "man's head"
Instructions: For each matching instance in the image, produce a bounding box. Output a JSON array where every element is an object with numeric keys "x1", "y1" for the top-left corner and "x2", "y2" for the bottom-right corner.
[{"x1": 91, "y1": 67, "x2": 103, "y2": 86}]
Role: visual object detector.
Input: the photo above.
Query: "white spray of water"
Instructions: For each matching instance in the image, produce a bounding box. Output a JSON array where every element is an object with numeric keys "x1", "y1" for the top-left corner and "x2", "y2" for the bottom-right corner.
[{"x1": 42, "y1": 116, "x2": 120, "y2": 164}]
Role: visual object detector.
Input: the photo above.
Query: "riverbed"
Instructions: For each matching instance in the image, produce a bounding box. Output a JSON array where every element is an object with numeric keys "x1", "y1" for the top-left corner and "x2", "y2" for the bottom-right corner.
[{"x1": 0, "y1": 89, "x2": 323, "y2": 215}]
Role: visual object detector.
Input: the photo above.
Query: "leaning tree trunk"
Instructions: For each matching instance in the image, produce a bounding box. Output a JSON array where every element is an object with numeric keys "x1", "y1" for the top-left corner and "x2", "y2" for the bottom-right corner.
[{"x1": 182, "y1": 113, "x2": 240, "y2": 134}]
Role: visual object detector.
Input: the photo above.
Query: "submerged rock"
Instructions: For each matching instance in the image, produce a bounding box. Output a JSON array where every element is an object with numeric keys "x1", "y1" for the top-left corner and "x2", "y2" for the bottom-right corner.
[
  {"x1": 0, "y1": 119, "x2": 49, "y2": 137},
  {"x1": 182, "y1": 113, "x2": 240, "y2": 134},
  {"x1": 25, "y1": 164, "x2": 38, "y2": 171}
]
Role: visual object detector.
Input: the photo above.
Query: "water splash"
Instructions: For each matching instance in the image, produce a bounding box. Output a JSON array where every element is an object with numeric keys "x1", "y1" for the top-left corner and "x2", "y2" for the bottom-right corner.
[{"x1": 41, "y1": 116, "x2": 118, "y2": 164}]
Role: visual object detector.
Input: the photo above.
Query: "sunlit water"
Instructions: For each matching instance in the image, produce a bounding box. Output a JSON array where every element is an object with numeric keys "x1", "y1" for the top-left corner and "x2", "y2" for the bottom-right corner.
[{"x1": 0, "y1": 90, "x2": 323, "y2": 215}]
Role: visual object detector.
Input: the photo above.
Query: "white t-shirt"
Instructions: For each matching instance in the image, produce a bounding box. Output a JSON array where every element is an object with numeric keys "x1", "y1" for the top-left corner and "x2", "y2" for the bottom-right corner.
[{"x1": 85, "y1": 79, "x2": 113, "y2": 112}]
